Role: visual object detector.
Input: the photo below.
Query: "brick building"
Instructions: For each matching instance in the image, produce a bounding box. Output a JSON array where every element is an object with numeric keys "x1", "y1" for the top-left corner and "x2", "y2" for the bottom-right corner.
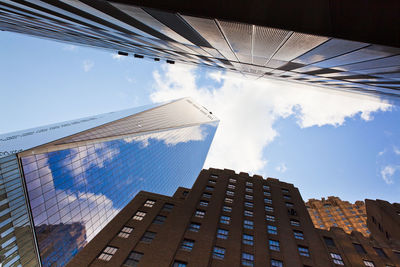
[
  {"x1": 68, "y1": 168, "x2": 400, "y2": 266},
  {"x1": 306, "y1": 197, "x2": 370, "y2": 236}
]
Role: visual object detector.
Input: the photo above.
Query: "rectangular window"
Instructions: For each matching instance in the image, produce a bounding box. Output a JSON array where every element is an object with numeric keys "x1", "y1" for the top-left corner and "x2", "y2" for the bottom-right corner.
[
  {"x1": 243, "y1": 234, "x2": 254, "y2": 245},
  {"x1": 298, "y1": 246, "x2": 310, "y2": 257},
  {"x1": 209, "y1": 180, "x2": 216, "y2": 185},
  {"x1": 264, "y1": 191, "x2": 271, "y2": 196},
  {"x1": 330, "y1": 253, "x2": 344, "y2": 265},
  {"x1": 246, "y1": 187, "x2": 253, "y2": 193},
  {"x1": 199, "y1": 200, "x2": 209, "y2": 207},
  {"x1": 217, "y1": 229, "x2": 229, "y2": 239},
  {"x1": 98, "y1": 246, "x2": 118, "y2": 261},
  {"x1": 225, "y1": 197, "x2": 233, "y2": 204},
  {"x1": 245, "y1": 194, "x2": 253, "y2": 200},
  {"x1": 210, "y1": 174, "x2": 219, "y2": 179},
  {"x1": 286, "y1": 202, "x2": 294, "y2": 207},
  {"x1": 140, "y1": 231, "x2": 156, "y2": 243},
  {"x1": 173, "y1": 261, "x2": 187, "y2": 267},
  {"x1": 246, "y1": 182, "x2": 253, "y2": 187},
  {"x1": 290, "y1": 219, "x2": 300, "y2": 227},
  {"x1": 267, "y1": 225, "x2": 277, "y2": 235},
  {"x1": 153, "y1": 215, "x2": 166, "y2": 225},
  {"x1": 220, "y1": 215, "x2": 230, "y2": 224},
  {"x1": 229, "y1": 178, "x2": 236, "y2": 183},
  {"x1": 133, "y1": 211, "x2": 146, "y2": 221},
  {"x1": 244, "y1": 210, "x2": 253, "y2": 217},
  {"x1": 263, "y1": 185, "x2": 270, "y2": 190},
  {"x1": 244, "y1": 201, "x2": 253, "y2": 208},
  {"x1": 205, "y1": 186, "x2": 214, "y2": 191},
  {"x1": 162, "y1": 203, "x2": 174, "y2": 212},
  {"x1": 353, "y1": 243, "x2": 366, "y2": 254},
  {"x1": 271, "y1": 259, "x2": 283, "y2": 267},
  {"x1": 283, "y1": 195, "x2": 291, "y2": 200},
  {"x1": 242, "y1": 252, "x2": 254, "y2": 266},
  {"x1": 244, "y1": 219, "x2": 254, "y2": 229},
  {"x1": 323, "y1": 237, "x2": 335, "y2": 247},
  {"x1": 373, "y1": 247, "x2": 387, "y2": 258},
  {"x1": 363, "y1": 260, "x2": 375, "y2": 267},
  {"x1": 228, "y1": 184, "x2": 235, "y2": 189},
  {"x1": 223, "y1": 206, "x2": 232, "y2": 212},
  {"x1": 143, "y1": 200, "x2": 155, "y2": 208},
  {"x1": 266, "y1": 215, "x2": 275, "y2": 222},
  {"x1": 118, "y1": 226, "x2": 133, "y2": 238},
  {"x1": 269, "y1": 240, "x2": 280, "y2": 251},
  {"x1": 264, "y1": 198, "x2": 272, "y2": 204},
  {"x1": 294, "y1": 230, "x2": 304, "y2": 240},
  {"x1": 203, "y1": 192, "x2": 212, "y2": 199},
  {"x1": 180, "y1": 239, "x2": 195, "y2": 251},
  {"x1": 195, "y1": 210, "x2": 205, "y2": 218},
  {"x1": 213, "y1": 246, "x2": 225, "y2": 259},
  {"x1": 265, "y1": 206, "x2": 274, "y2": 213},
  {"x1": 282, "y1": 189, "x2": 289, "y2": 193},
  {"x1": 188, "y1": 222, "x2": 201, "y2": 232},
  {"x1": 226, "y1": 190, "x2": 234, "y2": 196},
  {"x1": 123, "y1": 251, "x2": 143, "y2": 266}
]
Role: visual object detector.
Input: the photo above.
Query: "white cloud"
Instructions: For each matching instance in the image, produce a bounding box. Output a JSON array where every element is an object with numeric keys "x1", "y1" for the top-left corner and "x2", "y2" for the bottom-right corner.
[
  {"x1": 393, "y1": 146, "x2": 400, "y2": 155},
  {"x1": 378, "y1": 149, "x2": 386, "y2": 156},
  {"x1": 276, "y1": 163, "x2": 287, "y2": 173},
  {"x1": 380, "y1": 165, "x2": 398, "y2": 184},
  {"x1": 63, "y1": 44, "x2": 77, "y2": 51},
  {"x1": 83, "y1": 60, "x2": 94, "y2": 72},
  {"x1": 112, "y1": 53, "x2": 126, "y2": 61},
  {"x1": 150, "y1": 64, "x2": 391, "y2": 173}
]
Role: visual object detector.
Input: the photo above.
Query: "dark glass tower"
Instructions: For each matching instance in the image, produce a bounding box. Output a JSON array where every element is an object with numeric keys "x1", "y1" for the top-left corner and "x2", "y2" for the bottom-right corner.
[{"x1": 0, "y1": 98, "x2": 219, "y2": 266}]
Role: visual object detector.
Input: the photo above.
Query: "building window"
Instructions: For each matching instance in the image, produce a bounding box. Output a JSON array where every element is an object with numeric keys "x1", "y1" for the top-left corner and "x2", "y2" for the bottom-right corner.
[
  {"x1": 267, "y1": 225, "x2": 277, "y2": 235},
  {"x1": 298, "y1": 246, "x2": 310, "y2": 257},
  {"x1": 183, "y1": 191, "x2": 189, "y2": 196},
  {"x1": 294, "y1": 230, "x2": 304, "y2": 240},
  {"x1": 153, "y1": 215, "x2": 167, "y2": 225},
  {"x1": 226, "y1": 190, "x2": 235, "y2": 196},
  {"x1": 330, "y1": 253, "x2": 344, "y2": 265},
  {"x1": 373, "y1": 247, "x2": 387, "y2": 258},
  {"x1": 270, "y1": 259, "x2": 283, "y2": 267},
  {"x1": 205, "y1": 186, "x2": 214, "y2": 191},
  {"x1": 353, "y1": 243, "x2": 366, "y2": 254},
  {"x1": 209, "y1": 180, "x2": 216, "y2": 185},
  {"x1": 244, "y1": 219, "x2": 254, "y2": 229},
  {"x1": 210, "y1": 174, "x2": 219, "y2": 179},
  {"x1": 323, "y1": 237, "x2": 335, "y2": 247},
  {"x1": 213, "y1": 246, "x2": 225, "y2": 259},
  {"x1": 242, "y1": 252, "x2": 254, "y2": 266},
  {"x1": 140, "y1": 231, "x2": 156, "y2": 243},
  {"x1": 228, "y1": 184, "x2": 235, "y2": 189},
  {"x1": 269, "y1": 240, "x2": 280, "y2": 251},
  {"x1": 285, "y1": 202, "x2": 294, "y2": 207},
  {"x1": 245, "y1": 194, "x2": 253, "y2": 200},
  {"x1": 180, "y1": 239, "x2": 195, "y2": 251},
  {"x1": 144, "y1": 200, "x2": 155, "y2": 208},
  {"x1": 229, "y1": 178, "x2": 236, "y2": 183},
  {"x1": 173, "y1": 261, "x2": 187, "y2": 267},
  {"x1": 246, "y1": 187, "x2": 253, "y2": 193},
  {"x1": 245, "y1": 201, "x2": 254, "y2": 208},
  {"x1": 282, "y1": 189, "x2": 289, "y2": 194},
  {"x1": 220, "y1": 215, "x2": 230, "y2": 224},
  {"x1": 244, "y1": 210, "x2": 253, "y2": 217},
  {"x1": 263, "y1": 185, "x2": 270, "y2": 190},
  {"x1": 203, "y1": 192, "x2": 212, "y2": 199},
  {"x1": 217, "y1": 229, "x2": 229, "y2": 239},
  {"x1": 290, "y1": 219, "x2": 300, "y2": 227},
  {"x1": 363, "y1": 260, "x2": 375, "y2": 267},
  {"x1": 225, "y1": 197, "x2": 233, "y2": 203},
  {"x1": 246, "y1": 182, "x2": 253, "y2": 187},
  {"x1": 133, "y1": 211, "x2": 146, "y2": 221},
  {"x1": 265, "y1": 206, "x2": 274, "y2": 212},
  {"x1": 118, "y1": 226, "x2": 133, "y2": 238},
  {"x1": 243, "y1": 234, "x2": 254, "y2": 245},
  {"x1": 264, "y1": 191, "x2": 271, "y2": 197},
  {"x1": 223, "y1": 206, "x2": 232, "y2": 212},
  {"x1": 264, "y1": 198, "x2": 272, "y2": 204},
  {"x1": 162, "y1": 203, "x2": 174, "y2": 212},
  {"x1": 283, "y1": 195, "x2": 291, "y2": 200},
  {"x1": 195, "y1": 210, "x2": 205, "y2": 218},
  {"x1": 98, "y1": 246, "x2": 118, "y2": 261},
  {"x1": 188, "y1": 222, "x2": 201, "y2": 232},
  {"x1": 199, "y1": 200, "x2": 209, "y2": 207},
  {"x1": 123, "y1": 251, "x2": 143, "y2": 266},
  {"x1": 266, "y1": 215, "x2": 275, "y2": 222}
]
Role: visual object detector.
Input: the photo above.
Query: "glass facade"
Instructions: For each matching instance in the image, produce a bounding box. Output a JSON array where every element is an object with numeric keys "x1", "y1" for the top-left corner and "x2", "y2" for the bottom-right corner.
[{"x1": 0, "y1": 98, "x2": 219, "y2": 266}]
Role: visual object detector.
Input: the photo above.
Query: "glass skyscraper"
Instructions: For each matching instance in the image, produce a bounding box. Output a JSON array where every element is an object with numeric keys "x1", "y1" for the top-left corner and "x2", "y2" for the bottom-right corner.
[{"x1": 0, "y1": 98, "x2": 219, "y2": 266}]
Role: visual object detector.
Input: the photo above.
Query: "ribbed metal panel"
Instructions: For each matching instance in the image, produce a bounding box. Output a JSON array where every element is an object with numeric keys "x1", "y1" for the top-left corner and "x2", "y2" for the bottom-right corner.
[{"x1": 253, "y1": 26, "x2": 290, "y2": 64}]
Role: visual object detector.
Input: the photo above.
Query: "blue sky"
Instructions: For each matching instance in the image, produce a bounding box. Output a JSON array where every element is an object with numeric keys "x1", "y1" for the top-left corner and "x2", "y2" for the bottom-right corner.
[{"x1": 1, "y1": 31, "x2": 399, "y2": 203}]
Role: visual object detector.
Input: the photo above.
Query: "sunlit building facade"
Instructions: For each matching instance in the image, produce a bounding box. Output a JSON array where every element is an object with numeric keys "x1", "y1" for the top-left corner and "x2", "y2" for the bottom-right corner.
[
  {"x1": 0, "y1": 1, "x2": 399, "y2": 101},
  {"x1": 0, "y1": 98, "x2": 218, "y2": 266},
  {"x1": 306, "y1": 196, "x2": 370, "y2": 237}
]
